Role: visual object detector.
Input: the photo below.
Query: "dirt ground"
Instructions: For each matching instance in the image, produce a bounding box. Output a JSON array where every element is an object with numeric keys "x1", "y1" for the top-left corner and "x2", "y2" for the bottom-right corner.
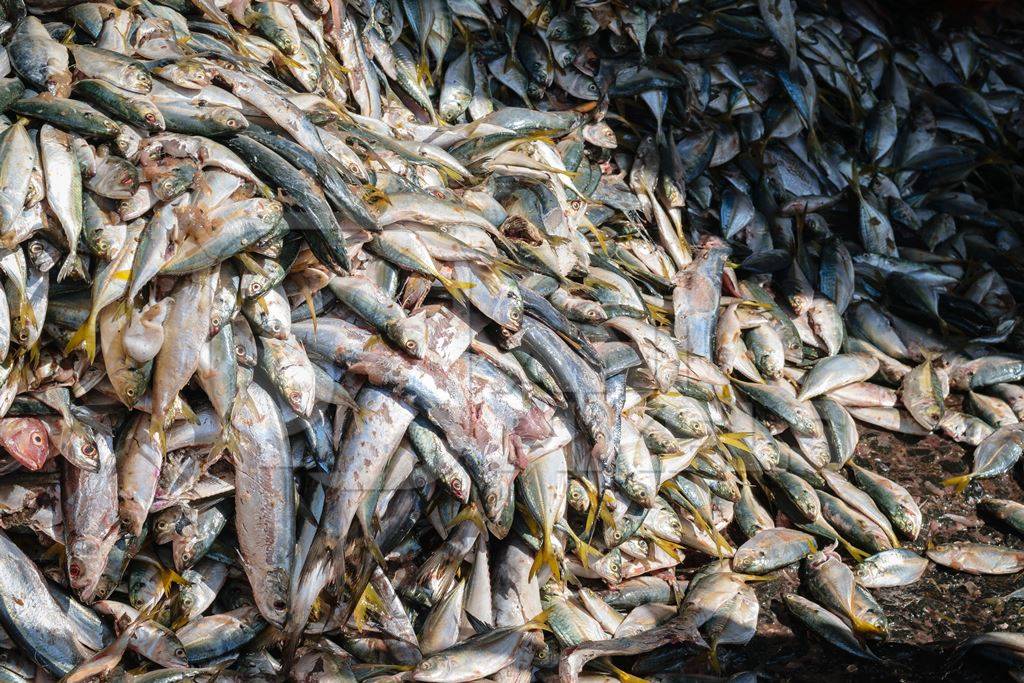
[{"x1": 639, "y1": 429, "x2": 1024, "y2": 682}]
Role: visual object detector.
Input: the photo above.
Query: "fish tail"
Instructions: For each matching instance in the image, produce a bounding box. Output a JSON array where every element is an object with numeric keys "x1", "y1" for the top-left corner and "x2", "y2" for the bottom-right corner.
[
  {"x1": 850, "y1": 614, "x2": 886, "y2": 637},
  {"x1": 163, "y1": 567, "x2": 188, "y2": 591},
  {"x1": 353, "y1": 582, "x2": 384, "y2": 630},
  {"x1": 18, "y1": 295, "x2": 36, "y2": 330},
  {"x1": 363, "y1": 535, "x2": 386, "y2": 567},
  {"x1": 651, "y1": 536, "x2": 684, "y2": 562},
  {"x1": 520, "y1": 608, "x2": 551, "y2": 633},
  {"x1": 708, "y1": 644, "x2": 722, "y2": 675},
  {"x1": 149, "y1": 418, "x2": 167, "y2": 455},
  {"x1": 56, "y1": 252, "x2": 85, "y2": 283},
  {"x1": 604, "y1": 658, "x2": 651, "y2": 683},
  {"x1": 529, "y1": 529, "x2": 561, "y2": 583},
  {"x1": 561, "y1": 524, "x2": 598, "y2": 568},
  {"x1": 179, "y1": 397, "x2": 199, "y2": 424},
  {"x1": 447, "y1": 501, "x2": 487, "y2": 534},
  {"x1": 417, "y1": 55, "x2": 434, "y2": 88},
  {"x1": 840, "y1": 539, "x2": 871, "y2": 563},
  {"x1": 64, "y1": 311, "x2": 97, "y2": 361},
  {"x1": 941, "y1": 474, "x2": 972, "y2": 493},
  {"x1": 284, "y1": 531, "x2": 335, "y2": 662},
  {"x1": 436, "y1": 274, "x2": 476, "y2": 304},
  {"x1": 210, "y1": 422, "x2": 241, "y2": 463}
]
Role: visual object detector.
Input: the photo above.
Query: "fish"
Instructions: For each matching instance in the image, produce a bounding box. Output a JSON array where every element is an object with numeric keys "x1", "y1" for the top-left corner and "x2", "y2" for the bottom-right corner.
[
  {"x1": 0, "y1": 1, "x2": 1013, "y2": 679},
  {"x1": 927, "y1": 543, "x2": 1024, "y2": 575},
  {"x1": 854, "y1": 549, "x2": 929, "y2": 588}
]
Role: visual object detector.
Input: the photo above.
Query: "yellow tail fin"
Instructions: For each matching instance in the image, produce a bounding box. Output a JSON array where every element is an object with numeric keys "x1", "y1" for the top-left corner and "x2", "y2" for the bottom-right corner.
[
  {"x1": 941, "y1": 474, "x2": 972, "y2": 493},
  {"x1": 64, "y1": 313, "x2": 97, "y2": 361},
  {"x1": 604, "y1": 659, "x2": 650, "y2": 683},
  {"x1": 436, "y1": 274, "x2": 476, "y2": 305},
  {"x1": 529, "y1": 530, "x2": 561, "y2": 583},
  {"x1": 850, "y1": 614, "x2": 886, "y2": 637}
]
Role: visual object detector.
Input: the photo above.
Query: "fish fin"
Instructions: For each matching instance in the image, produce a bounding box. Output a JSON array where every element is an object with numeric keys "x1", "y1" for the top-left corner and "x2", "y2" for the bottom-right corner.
[
  {"x1": 576, "y1": 476, "x2": 600, "y2": 539},
  {"x1": 735, "y1": 573, "x2": 777, "y2": 583},
  {"x1": 352, "y1": 582, "x2": 383, "y2": 630},
  {"x1": 178, "y1": 397, "x2": 198, "y2": 424},
  {"x1": 603, "y1": 659, "x2": 651, "y2": 683},
  {"x1": 579, "y1": 218, "x2": 608, "y2": 253},
  {"x1": 718, "y1": 431, "x2": 753, "y2": 453},
  {"x1": 362, "y1": 534, "x2": 386, "y2": 567},
  {"x1": 162, "y1": 567, "x2": 188, "y2": 592},
  {"x1": 56, "y1": 252, "x2": 86, "y2": 283},
  {"x1": 148, "y1": 419, "x2": 167, "y2": 456},
  {"x1": 559, "y1": 522, "x2": 599, "y2": 568},
  {"x1": 209, "y1": 420, "x2": 241, "y2": 464},
  {"x1": 941, "y1": 474, "x2": 972, "y2": 493},
  {"x1": 435, "y1": 274, "x2": 476, "y2": 304},
  {"x1": 447, "y1": 502, "x2": 487, "y2": 534},
  {"x1": 839, "y1": 539, "x2": 871, "y2": 563},
  {"x1": 465, "y1": 611, "x2": 492, "y2": 635},
  {"x1": 850, "y1": 614, "x2": 887, "y2": 637},
  {"x1": 650, "y1": 536, "x2": 684, "y2": 562},
  {"x1": 708, "y1": 644, "x2": 722, "y2": 675},
  {"x1": 519, "y1": 608, "x2": 551, "y2": 633},
  {"x1": 64, "y1": 312, "x2": 98, "y2": 362},
  {"x1": 529, "y1": 528, "x2": 561, "y2": 584}
]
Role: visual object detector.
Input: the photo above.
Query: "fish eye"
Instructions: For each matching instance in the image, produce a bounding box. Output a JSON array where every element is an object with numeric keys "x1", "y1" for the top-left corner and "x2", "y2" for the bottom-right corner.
[
  {"x1": 405, "y1": 340, "x2": 418, "y2": 351},
  {"x1": 68, "y1": 562, "x2": 82, "y2": 578},
  {"x1": 31, "y1": 433, "x2": 44, "y2": 445},
  {"x1": 273, "y1": 598, "x2": 287, "y2": 612},
  {"x1": 126, "y1": 388, "x2": 136, "y2": 397},
  {"x1": 82, "y1": 444, "x2": 96, "y2": 456}
]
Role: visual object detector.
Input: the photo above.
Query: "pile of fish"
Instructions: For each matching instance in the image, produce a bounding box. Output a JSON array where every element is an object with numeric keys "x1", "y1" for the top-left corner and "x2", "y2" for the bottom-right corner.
[{"x1": 0, "y1": 0, "x2": 1022, "y2": 679}]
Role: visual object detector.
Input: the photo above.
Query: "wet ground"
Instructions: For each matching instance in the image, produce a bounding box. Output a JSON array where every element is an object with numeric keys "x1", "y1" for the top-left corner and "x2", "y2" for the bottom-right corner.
[{"x1": 717, "y1": 430, "x2": 1024, "y2": 682}]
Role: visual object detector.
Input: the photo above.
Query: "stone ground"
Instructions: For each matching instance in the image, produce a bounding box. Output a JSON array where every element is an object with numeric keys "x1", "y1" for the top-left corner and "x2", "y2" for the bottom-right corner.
[
  {"x1": 726, "y1": 430, "x2": 1022, "y2": 682},
  {"x1": 624, "y1": 429, "x2": 1023, "y2": 682}
]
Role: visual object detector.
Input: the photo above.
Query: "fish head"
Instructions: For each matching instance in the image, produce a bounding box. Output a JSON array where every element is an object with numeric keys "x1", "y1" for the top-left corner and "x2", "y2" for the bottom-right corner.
[
  {"x1": 172, "y1": 535, "x2": 200, "y2": 572},
  {"x1": 125, "y1": 67, "x2": 153, "y2": 94},
  {"x1": 211, "y1": 106, "x2": 249, "y2": 132},
  {"x1": 67, "y1": 536, "x2": 108, "y2": 599},
  {"x1": 390, "y1": 314, "x2": 427, "y2": 359},
  {"x1": 113, "y1": 366, "x2": 151, "y2": 408},
  {"x1": 148, "y1": 630, "x2": 189, "y2": 668},
  {"x1": 256, "y1": 567, "x2": 291, "y2": 627},
  {"x1": 0, "y1": 417, "x2": 49, "y2": 470}
]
